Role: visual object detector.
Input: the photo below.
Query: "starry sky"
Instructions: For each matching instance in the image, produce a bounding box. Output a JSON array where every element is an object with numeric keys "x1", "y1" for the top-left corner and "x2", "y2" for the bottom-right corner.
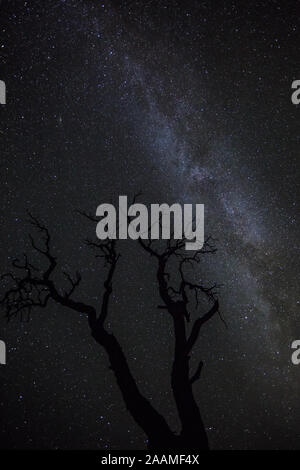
[{"x1": 0, "y1": 0, "x2": 300, "y2": 450}]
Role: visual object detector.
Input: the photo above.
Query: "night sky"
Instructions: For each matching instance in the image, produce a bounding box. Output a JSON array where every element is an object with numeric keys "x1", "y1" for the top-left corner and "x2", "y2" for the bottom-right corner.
[{"x1": 0, "y1": 0, "x2": 300, "y2": 450}]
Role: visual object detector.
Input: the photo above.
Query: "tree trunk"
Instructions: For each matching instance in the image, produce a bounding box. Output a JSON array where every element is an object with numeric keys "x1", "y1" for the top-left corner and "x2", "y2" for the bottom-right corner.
[
  {"x1": 92, "y1": 326, "x2": 176, "y2": 449},
  {"x1": 171, "y1": 314, "x2": 209, "y2": 450}
]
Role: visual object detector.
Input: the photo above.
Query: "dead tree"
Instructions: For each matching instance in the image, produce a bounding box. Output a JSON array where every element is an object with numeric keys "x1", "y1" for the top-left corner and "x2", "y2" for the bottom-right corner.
[
  {"x1": 0, "y1": 212, "x2": 222, "y2": 450},
  {"x1": 137, "y1": 235, "x2": 221, "y2": 450}
]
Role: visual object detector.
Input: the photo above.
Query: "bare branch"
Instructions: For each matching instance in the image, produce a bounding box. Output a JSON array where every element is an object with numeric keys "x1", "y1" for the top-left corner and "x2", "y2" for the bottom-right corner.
[
  {"x1": 85, "y1": 238, "x2": 118, "y2": 265},
  {"x1": 190, "y1": 360, "x2": 204, "y2": 385},
  {"x1": 0, "y1": 214, "x2": 97, "y2": 328},
  {"x1": 77, "y1": 211, "x2": 121, "y2": 326},
  {"x1": 186, "y1": 300, "x2": 219, "y2": 354},
  {"x1": 27, "y1": 211, "x2": 57, "y2": 279},
  {"x1": 76, "y1": 209, "x2": 98, "y2": 223},
  {"x1": 138, "y1": 238, "x2": 161, "y2": 259},
  {"x1": 62, "y1": 270, "x2": 81, "y2": 298}
]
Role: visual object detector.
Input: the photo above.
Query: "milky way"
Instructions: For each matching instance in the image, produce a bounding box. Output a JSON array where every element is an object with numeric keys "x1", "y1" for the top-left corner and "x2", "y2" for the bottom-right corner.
[{"x1": 1, "y1": 0, "x2": 300, "y2": 450}]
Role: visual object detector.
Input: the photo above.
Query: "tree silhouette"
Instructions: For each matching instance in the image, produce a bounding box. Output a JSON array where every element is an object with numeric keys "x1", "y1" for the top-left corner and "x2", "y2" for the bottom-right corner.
[{"x1": 0, "y1": 211, "x2": 222, "y2": 450}]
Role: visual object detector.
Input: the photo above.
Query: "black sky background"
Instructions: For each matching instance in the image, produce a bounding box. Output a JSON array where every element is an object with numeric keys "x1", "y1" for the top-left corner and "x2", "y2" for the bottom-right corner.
[{"x1": 0, "y1": 0, "x2": 300, "y2": 449}]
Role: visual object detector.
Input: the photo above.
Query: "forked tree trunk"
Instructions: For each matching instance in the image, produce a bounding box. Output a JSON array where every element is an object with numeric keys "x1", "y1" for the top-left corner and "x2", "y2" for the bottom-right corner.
[{"x1": 92, "y1": 322, "x2": 209, "y2": 451}]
